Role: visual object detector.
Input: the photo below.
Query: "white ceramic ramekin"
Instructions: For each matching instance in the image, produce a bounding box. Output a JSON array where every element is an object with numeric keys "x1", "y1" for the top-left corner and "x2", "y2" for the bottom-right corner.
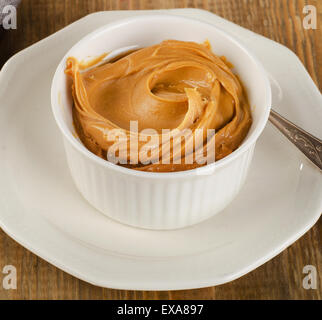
[{"x1": 51, "y1": 15, "x2": 271, "y2": 230}]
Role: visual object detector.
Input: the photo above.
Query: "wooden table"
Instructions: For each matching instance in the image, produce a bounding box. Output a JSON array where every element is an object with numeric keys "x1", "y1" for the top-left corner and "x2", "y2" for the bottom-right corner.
[{"x1": 0, "y1": 0, "x2": 321, "y2": 300}]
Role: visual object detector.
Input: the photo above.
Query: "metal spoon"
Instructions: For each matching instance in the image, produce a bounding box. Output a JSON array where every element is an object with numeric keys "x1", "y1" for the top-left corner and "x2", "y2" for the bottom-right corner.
[
  {"x1": 269, "y1": 109, "x2": 322, "y2": 170},
  {"x1": 80, "y1": 45, "x2": 140, "y2": 73}
]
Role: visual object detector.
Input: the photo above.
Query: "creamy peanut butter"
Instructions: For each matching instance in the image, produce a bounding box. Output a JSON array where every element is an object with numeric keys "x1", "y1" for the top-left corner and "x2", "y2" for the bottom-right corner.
[{"x1": 66, "y1": 40, "x2": 252, "y2": 172}]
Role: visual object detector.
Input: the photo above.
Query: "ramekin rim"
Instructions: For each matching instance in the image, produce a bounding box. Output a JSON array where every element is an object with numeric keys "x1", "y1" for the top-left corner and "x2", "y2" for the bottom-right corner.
[{"x1": 51, "y1": 14, "x2": 272, "y2": 179}]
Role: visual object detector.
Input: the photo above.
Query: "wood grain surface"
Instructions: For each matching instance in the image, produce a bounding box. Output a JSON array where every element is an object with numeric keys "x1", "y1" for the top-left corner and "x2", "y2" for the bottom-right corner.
[{"x1": 0, "y1": 0, "x2": 321, "y2": 300}]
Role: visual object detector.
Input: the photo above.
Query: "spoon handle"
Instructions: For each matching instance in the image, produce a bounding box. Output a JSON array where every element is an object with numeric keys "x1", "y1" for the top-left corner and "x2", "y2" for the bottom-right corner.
[{"x1": 269, "y1": 109, "x2": 322, "y2": 171}]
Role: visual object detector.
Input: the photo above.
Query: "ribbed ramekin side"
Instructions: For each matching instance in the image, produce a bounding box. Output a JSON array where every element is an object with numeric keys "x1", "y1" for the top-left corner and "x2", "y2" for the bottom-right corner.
[
  {"x1": 62, "y1": 137, "x2": 255, "y2": 230},
  {"x1": 192, "y1": 144, "x2": 255, "y2": 224}
]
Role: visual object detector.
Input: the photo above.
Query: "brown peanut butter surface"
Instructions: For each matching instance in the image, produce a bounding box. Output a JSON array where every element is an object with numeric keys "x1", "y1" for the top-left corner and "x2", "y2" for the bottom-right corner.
[{"x1": 66, "y1": 40, "x2": 252, "y2": 172}]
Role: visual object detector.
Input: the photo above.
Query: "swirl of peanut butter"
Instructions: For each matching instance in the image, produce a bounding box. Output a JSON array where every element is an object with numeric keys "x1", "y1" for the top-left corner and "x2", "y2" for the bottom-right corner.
[{"x1": 65, "y1": 40, "x2": 252, "y2": 172}]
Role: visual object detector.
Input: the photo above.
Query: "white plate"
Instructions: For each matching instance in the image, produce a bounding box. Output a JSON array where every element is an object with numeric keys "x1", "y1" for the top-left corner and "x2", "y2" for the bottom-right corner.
[{"x1": 0, "y1": 9, "x2": 321, "y2": 290}]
